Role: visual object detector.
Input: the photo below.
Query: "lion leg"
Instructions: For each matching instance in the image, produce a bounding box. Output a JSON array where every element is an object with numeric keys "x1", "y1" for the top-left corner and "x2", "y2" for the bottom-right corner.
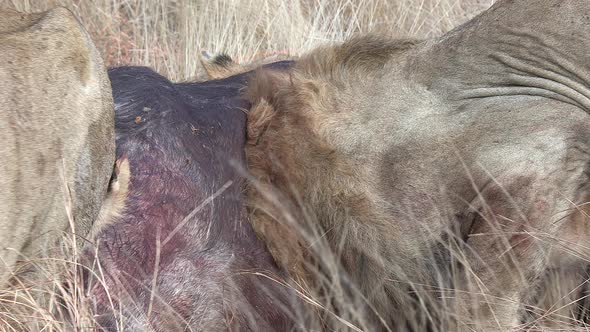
[
  {"x1": 530, "y1": 194, "x2": 590, "y2": 329},
  {"x1": 453, "y1": 172, "x2": 581, "y2": 331}
]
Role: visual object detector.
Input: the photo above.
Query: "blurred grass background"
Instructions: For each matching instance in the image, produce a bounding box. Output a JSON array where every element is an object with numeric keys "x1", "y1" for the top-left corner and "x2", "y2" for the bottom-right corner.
[{"x1": 1, "y1": 0, "x2": 490, "y2": 81}]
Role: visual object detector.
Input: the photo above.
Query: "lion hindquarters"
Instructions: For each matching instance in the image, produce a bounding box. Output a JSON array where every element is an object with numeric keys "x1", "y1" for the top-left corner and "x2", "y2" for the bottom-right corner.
[{"x1": 0, "y1": 7, "x2": 115, "y2": 287}]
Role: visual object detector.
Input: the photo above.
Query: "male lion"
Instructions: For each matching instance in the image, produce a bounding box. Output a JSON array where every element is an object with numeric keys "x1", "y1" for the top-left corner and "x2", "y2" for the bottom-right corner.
[
  {"x1": 0, "y1": 8, "x2": 115, "y2": 286},
  {"x1": 245, "y1": 0, "x2": 590, "y2": 330}
]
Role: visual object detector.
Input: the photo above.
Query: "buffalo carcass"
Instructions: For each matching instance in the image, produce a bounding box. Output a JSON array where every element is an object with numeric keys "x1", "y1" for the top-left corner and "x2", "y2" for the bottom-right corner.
[{"x1": 88, "y1": 63, "x2": 303, "y2": 331}]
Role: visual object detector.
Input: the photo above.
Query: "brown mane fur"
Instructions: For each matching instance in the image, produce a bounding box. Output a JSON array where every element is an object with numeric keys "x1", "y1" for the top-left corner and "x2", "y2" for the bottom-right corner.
[
  {"x1": 298, "y1": 35, "x2": 418, "y2": 79},
  {"x1": 244, "y1": 35, "x2": 424, "y2": 327}
]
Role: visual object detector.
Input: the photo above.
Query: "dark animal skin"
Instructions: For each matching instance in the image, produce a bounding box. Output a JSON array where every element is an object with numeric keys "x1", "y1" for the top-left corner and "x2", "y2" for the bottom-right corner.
[{"x1": 87, "y1": 62, "x2": 301, "y2": 331}]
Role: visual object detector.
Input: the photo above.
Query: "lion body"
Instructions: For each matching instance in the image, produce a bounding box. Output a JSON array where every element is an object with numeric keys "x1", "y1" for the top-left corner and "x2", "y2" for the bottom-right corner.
[
  {"x1": 0, "y1": 8, "x2": 115, "y2": 285},
  {"x1": 246, "y1": 0, "x2": 590, "y2": 330}
]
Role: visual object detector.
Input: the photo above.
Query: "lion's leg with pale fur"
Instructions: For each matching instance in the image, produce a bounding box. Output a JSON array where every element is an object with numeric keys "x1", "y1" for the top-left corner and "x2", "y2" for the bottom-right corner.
[{"x1": 451, "y1": 153, "x2": 590, "y2": 330}]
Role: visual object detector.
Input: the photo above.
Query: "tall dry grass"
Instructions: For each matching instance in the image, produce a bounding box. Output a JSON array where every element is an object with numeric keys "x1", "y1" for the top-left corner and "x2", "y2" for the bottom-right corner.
[{"x1": 2, "y1": 0, "x2": 490, "y2": 80}]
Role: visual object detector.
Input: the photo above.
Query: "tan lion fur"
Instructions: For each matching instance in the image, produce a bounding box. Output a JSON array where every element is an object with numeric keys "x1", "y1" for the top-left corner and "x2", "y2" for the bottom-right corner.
[
  {"x1": 245, "y1": 1, "x2": 590, "y2": 330},
  {"x1": 246, "y1": 36, "x2": 429, "y2": 329},
  {"x1": 88, "y1": 157, "x2": 130, "y2": 240},
  {"x1": 0, "y1": 8, "x2": 115, "y2": 286}
]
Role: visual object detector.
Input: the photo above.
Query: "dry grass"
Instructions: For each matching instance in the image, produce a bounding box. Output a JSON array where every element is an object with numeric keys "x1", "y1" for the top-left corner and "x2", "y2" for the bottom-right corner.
[
  {"x1": 0, "y1": 239, "x2": 97, "y2": 332},
  {"x1": 2, "y1": 0, "x2": 490, "y2": 80}
]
